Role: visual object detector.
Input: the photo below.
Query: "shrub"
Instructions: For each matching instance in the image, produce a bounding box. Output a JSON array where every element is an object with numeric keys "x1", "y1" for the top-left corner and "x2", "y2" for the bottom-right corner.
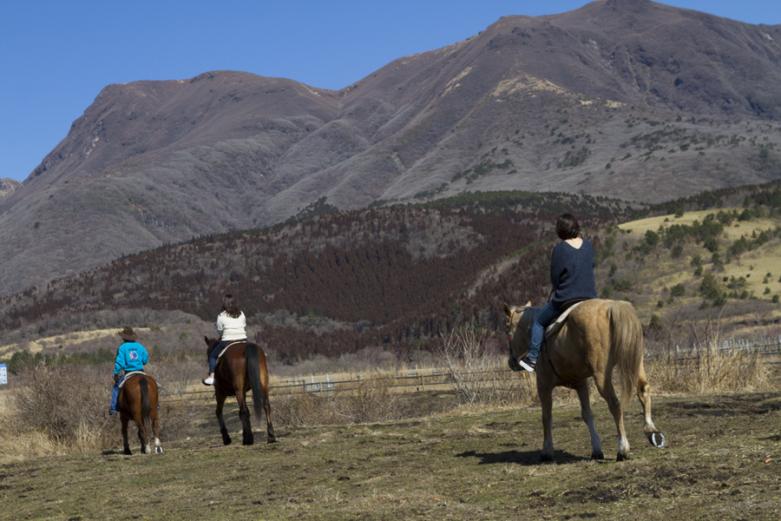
[
  {"x1": 438, "y1": 325, "x2": 535, "y2": 405},
  {"x1": 644, "y1": 230, "x2": 659, "y2": 248},
  {"x1": 699, "y1": 272, "x2": 723, "y2": 301},
  {"x1": 648, "y1": 347, "x2": 769, "y2": 394},
  {"x1": 12, "y1": 364, "x2": 114, "y2": 450}
]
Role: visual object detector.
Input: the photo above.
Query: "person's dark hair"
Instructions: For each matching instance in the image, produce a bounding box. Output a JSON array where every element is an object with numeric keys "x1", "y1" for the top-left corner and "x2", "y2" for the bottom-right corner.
[
  {"x1": 556, "y1": 213, "x2": 580, "y2": 240},
  {"x1": 222, "y1": 293, "x2": 241, "y2": 318}
]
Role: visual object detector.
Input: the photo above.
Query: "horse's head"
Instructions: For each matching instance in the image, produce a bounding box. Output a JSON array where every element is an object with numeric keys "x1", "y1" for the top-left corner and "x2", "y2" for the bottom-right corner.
[{"x1": 503, "y1": 301, "x2": 532, "y2": 365}]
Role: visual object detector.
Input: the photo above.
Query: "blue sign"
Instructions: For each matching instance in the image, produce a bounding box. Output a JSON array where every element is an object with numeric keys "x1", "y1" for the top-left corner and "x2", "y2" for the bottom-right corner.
[{"x1": 0, "y1": 363, "x2": 7, "y2": 385}]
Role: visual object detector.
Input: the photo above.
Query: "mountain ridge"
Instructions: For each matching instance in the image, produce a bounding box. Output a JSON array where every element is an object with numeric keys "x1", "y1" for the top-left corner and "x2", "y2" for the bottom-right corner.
[{"x1": 2, "y1": 0, "x2": 781, "y2": 295}]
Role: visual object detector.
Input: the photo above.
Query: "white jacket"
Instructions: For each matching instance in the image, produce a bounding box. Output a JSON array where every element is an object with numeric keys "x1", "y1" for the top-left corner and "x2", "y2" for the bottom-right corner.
[{"x1": 217, "y1": 311, "x2": 247, "y2": 341}]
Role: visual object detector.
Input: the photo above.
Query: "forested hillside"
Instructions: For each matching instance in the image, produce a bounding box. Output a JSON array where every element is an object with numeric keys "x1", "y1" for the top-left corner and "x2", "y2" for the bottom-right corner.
[{"x1": 1, "y1": 192, "x2": 623, "y2": 361}]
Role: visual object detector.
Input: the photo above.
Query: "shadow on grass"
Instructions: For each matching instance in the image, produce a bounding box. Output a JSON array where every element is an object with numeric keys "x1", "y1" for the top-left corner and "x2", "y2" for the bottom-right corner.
[
  {"x1": 101, "y1": 449, "x2": 130, "y2": 456},
  {"x1": 665, "y1": 395, "x2": 781, "y2": 417},
  {"x1": 456, "y1": 449, "x2": 588, "y2": 465}
]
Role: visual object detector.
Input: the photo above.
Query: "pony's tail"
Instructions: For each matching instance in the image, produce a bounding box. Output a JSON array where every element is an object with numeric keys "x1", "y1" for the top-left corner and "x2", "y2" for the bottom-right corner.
[
  {"x1": 608, "y1": 301, "x2": 644, "y2": 405},
  {"x1": 246, "y1": 343, "x2": 265, "y2": 420},
  {"x1": 140, "y1": 377, "x2": 151, "y2": 422}
]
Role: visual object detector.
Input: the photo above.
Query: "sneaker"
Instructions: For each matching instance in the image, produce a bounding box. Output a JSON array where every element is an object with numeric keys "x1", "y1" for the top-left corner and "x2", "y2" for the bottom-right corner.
[
  {"x1": 518, "y1": 356, "x2": 537, "y2": 373},
  {"x1": 109, "y1": 409, "x2": 117, "y2": 416},
  {"x1": 202, "y1": 374, "x2": 214, "y2": 386}
]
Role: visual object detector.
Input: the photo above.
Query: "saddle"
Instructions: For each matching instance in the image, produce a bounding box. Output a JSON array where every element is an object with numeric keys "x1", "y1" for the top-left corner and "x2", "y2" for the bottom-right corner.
[
  {"x1": 217, "y1": 340, "x2": 245, "y2": 360},
  {"x1": 544, "y1": 300, "x2": 585, "y2": 340},
  {"x1": 118, "y1": 371, "x2": 146, "y2": 388}
]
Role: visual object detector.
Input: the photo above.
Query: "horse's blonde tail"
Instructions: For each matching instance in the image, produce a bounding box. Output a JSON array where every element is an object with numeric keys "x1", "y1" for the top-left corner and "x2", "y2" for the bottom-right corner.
[{"x1": 608, "y1": 301, "x2": 644, "y2": 405}]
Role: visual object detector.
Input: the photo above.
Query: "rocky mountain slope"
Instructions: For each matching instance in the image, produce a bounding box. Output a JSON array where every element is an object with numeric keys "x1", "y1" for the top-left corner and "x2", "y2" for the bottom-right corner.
[
  {"x1": 3, "y1": 0, "x2": 781, "y2": 295},
  {"x1": 0, "y1": 178, "x2": 20, "y2": 199}
]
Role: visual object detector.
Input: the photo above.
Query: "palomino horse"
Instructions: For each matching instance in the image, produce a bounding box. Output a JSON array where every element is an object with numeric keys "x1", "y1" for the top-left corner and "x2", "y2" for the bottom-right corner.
[
  {"x1": 505, "y1": 299, "x2": 665, "y2": 461},
  {"x1": 204, "y1": 337, "x2": 276, "y2": 445},
  {"x1": 117, "y1": 373, "x2": 163, "y2": 455}
]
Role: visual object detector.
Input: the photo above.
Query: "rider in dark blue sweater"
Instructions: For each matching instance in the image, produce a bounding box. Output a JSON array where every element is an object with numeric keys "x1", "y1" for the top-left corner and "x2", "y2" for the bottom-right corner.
[{"x1": 518, "y1": 213, "x2": 597, "y2": 372}]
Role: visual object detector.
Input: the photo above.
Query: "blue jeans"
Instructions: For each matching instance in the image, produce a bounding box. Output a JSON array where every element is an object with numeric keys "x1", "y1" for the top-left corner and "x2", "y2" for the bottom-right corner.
[
  {"x1": 527, "y1": 302, "x2": 561, "y2": 362},
  {"x1": 110, "y1": 379, "x2": 121, "y2": 412},
  {"x1": 209, "y1": 339, "x2": 246, "y2": 372},
  {"x1": 208, "y1": 341, "x2": 223, "y2": 373}
]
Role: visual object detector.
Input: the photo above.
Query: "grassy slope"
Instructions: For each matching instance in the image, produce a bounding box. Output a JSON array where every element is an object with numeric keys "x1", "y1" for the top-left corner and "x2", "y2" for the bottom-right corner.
[
  {"x1": 613, "y1": 209, "x2": 781, "y2": 323},
  {"x1": 1, "y1": 391, "x2": 779, "y2": 520}
]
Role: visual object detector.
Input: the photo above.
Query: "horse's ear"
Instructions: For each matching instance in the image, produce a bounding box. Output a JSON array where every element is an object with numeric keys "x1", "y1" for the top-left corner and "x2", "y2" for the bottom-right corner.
[
  {"x1": 524, "y1": 300, "x2": 532, "y2": 308},
  {"x1": 503, "y1": 303, "x2": 512, "y2": 316},
  {"x1": 203, "y1": 335, "x2": 210, "y2": 345}
]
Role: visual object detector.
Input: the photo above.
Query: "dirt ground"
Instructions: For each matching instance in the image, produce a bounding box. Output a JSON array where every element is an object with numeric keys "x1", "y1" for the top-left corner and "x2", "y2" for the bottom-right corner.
[{"x1": 1, "y1": 390, "x2": 779, "y2": 520}]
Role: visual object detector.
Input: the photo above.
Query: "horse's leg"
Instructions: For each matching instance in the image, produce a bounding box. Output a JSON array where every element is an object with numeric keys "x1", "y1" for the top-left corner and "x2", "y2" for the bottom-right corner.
[
  {"x1": 151, "y1": 409, "x2": 163, "y2": 455},
  {"x1": 538, "y1": 380, "x2": 555, "y2": 462},
  {"x1": 236, "y1": 390, "x2": 254, "y2": 446},
  {"x1": 120, "y1": 413, "x2": 131, "y2": 455},
  {"x1": 135, "y1": 412, "x2": 149, "y2": 454},
  {"x1": 259, "y1": 360, "x2": 276, "y2": 443},
  {"x1": 576, "y1": 383, "x2": 603, "y2": 460},
  {"x1": 215, "y1": 391, "x2": 231, "y2": 445},
  {"x1": 263, "y1": 392, "x2": 276, "y2": 443},
  {"x1": 637, "y1": 363, "x2": 665, "y2": 448},
  {"x1": 594, "y1": 368, "x2": 630, "y2": 461}
]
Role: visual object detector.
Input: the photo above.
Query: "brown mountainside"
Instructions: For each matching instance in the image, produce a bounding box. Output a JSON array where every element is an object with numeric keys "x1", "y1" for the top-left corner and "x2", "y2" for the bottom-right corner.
[{"x1": 3, "y1": 0, "x2": 781, "y2": 295}]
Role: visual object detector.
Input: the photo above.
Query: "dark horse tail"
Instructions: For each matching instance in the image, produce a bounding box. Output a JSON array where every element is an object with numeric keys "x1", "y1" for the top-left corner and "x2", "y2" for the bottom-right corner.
[
  {"x1": 245, "y1": 343, "x2": 265, "y2": 419},
  {"x1": 139, "y1": 377, "x2": 152, "y2": 424}
]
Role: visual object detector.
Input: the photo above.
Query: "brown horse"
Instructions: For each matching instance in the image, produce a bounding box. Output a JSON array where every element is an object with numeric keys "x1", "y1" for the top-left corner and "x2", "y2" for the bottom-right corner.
[
  {"x1": 505, "y1": 299, "x2": 665, "y2": 461},
  {"x1": 204, "y1": 337, "x2": 276, "y2": 445},
  {"x1": 117, "y1": 373, "x2": 163, "y2": 455}
]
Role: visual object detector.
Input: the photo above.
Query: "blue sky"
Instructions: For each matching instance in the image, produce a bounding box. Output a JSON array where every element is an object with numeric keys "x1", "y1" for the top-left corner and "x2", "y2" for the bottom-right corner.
[{"x1": 2, "y1": 0, "x2": 779, "y2": 182}]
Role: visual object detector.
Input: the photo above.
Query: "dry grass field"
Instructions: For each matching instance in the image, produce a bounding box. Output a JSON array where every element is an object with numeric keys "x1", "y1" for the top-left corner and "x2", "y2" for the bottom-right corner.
[{"x1": 1, "y1": 377, "x2": 779, "y2": 520}]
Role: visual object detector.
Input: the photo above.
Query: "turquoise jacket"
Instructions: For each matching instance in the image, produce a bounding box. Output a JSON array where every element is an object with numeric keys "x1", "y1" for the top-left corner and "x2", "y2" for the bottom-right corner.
[{"x1": 113, "y1": 341, "x2": 149, "y2": 375}]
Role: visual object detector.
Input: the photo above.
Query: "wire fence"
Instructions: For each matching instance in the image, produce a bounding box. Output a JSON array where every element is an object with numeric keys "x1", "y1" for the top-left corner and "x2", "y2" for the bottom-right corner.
[{"x1": 158, "y1": 338, "x2": 781, "y2": 405}]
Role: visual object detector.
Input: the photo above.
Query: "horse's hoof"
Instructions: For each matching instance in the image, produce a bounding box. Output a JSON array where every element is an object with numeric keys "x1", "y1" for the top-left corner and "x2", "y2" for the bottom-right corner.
[
  {"x1": 267, "y1": 435, "x2": 277, "y2": 444},
  {"x1": 223, "y1": 437, "x2": 232, "y2": 446},
  {"x1": 591, "y1": 451, "x2": 605, "y2": 460},
  {"x1": 647, "y1": 431, "x2": 666, "y2": 448},
  {"x1": 155, "y1": 446, "x2": 164, "y2": 455},
  {"x1": 123, "y1": 449, "x2": 132, "y2": 456},
  {"x1": 508, "y1": 357, "x2": 522, "y2": 372},
  {"x1": 616, "y1": 452, "x2": 629, "y2": 462},
  {"x1": 243, "y1": 435, "x2": 254, "y2": 446},
  {"x1": 539, "y1": 453, "x2": 554, "y2": 463}
]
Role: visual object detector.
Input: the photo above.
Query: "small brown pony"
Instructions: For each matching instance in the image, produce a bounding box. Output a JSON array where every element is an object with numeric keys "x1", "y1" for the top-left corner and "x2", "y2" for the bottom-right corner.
[
  {"x1": 117, "y1": 373, "x2": 163, "y2": 455},
  {"x1": 505, "y1": 299, "x2": 665, "y2": 461},
  {"x1": 204, "y1": 337, "x2": 276, "y2": 445}
]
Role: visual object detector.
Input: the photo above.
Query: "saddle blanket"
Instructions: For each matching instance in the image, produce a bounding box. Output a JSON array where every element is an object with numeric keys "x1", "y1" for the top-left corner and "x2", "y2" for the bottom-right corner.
[
  {"x1": 118, "y1": 371, "x2": 146, "y2": 388},
  {"x1": 217, "y1": 340, "x2": 245, "y2": 360},
  {"x1": 544, "y1": 300, "x2": 585, "y2": 339}
]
